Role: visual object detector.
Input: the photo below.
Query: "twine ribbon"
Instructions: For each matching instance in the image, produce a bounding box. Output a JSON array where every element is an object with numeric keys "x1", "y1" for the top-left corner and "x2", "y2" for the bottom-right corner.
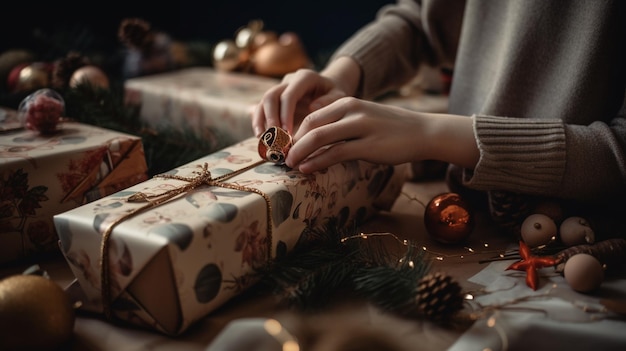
[{"x1": 99, "y1": 160, "x2": 270, "y2": 320}]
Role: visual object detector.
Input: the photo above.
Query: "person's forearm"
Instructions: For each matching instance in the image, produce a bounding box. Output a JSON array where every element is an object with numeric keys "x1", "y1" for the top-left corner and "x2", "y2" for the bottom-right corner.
[
  {"x1": 425, "y1": 113, "x2": 480, "y2": 169},
  {"x1": 320, "y1": 56, "x2": 362, "y2": 97}
]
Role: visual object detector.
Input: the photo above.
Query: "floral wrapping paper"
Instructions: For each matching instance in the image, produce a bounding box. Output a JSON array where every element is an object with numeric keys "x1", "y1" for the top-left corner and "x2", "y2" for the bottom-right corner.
[
  {"x1": 124, "y1": 68, "x2": 279, "y2": 147},
  {"x1": 54, "y1": 137, "x2": 408, "y2": 335},
  {"x1": 0, "y1": 111, "x2": 148, "y2": 264}
]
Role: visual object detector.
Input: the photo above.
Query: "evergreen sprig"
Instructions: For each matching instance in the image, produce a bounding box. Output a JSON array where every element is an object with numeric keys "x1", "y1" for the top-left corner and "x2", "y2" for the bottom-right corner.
[
  {"x1": 257, "y1": 221, "x2": 434, "y2": 317},
  {"x1": 62, "y1": 82, "x2": 232, "y2": 177}
]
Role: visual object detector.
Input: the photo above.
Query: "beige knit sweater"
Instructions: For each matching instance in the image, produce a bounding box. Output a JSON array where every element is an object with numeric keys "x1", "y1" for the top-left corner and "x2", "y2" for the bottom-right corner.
[{"x1": 332, "y1": 0, "x2": 626, "y2": 235}]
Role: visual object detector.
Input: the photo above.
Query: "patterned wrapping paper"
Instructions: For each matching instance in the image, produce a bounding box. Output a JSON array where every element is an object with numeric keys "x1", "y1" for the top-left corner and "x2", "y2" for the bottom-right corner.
[
  {"x1": 0, "y1": 109, "x2": 148, "y2": 263},
  {"x1": 54, "y1": 137, "x2": 408, "y2": 335},
  {"x1": 124, "y1": 67, "x2": 279, "y2": 147}
]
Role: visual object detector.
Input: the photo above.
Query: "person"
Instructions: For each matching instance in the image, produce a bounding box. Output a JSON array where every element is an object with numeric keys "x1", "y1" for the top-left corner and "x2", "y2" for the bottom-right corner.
[{"x1": 252, "y1": 0, "x2": 626, "y2": 238}]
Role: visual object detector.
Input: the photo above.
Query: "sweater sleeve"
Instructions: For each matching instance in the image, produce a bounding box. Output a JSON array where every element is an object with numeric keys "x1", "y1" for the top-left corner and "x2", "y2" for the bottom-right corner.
[
  {"x1": 464, "y1": 115, "x2": 567, "y2": 195},
  {"x1": 330, "y1": 0, "x2": 464, "y2": 100},
  {"x1": 465, "y1": 99, "x2": 626, "y2": 203}
]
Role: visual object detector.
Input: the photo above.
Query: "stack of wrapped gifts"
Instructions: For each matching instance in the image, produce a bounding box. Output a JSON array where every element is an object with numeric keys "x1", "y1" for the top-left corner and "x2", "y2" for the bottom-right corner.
[
  {"x1": 0, "y1": 107, "x2": 148, "y2": 264},
  {"x1": 124, "y1": 67, "x2": 279, "y2": 149}
]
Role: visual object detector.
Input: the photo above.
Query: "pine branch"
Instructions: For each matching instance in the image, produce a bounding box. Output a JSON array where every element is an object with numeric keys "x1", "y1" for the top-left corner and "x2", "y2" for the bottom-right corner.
[
  {"x1": 62, "y1": 83, "x2": 232, "y2": 177},
  {"x1": 257, "y1": 221, "x2": 435, "y2": 316}
]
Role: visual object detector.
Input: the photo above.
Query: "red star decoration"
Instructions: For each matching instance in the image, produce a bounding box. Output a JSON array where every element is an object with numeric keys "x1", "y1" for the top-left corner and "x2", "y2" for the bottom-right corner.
[{"x1": 506, "y1": 240, "x2": 558, "y2": 290}]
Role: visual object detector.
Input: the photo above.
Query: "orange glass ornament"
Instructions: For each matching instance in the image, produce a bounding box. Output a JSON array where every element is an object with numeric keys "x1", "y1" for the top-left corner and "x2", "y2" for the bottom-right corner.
[{"x1": 424, "y1": 192, "x2": 475, "y2": 244}]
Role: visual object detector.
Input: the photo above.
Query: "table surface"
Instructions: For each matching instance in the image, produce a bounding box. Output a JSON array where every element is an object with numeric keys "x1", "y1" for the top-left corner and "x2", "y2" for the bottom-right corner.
[
  {"x1": 3, "y1": 88, "x2": 624, "y2": 350},
  {"x1": 0, "y1": 180, "x2": 524, "y2": 351}
]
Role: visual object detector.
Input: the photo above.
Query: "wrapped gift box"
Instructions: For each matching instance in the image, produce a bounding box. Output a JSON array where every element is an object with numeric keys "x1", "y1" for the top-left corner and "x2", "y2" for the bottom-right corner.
[
  {"x1": 124, "y1": 68, "x2": 279, "y2": 148},
  {"x1": 0, "y1": 108, "x2": 148, "y2": 264},
  {"x1": 54, "y1": 136, "x2": 408, "y2": 335}
]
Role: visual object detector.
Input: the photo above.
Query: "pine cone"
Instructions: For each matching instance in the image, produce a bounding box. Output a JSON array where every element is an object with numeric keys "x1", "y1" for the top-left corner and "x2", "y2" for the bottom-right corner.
[
  {"x1": 51, "y1": 52, "x2": 89, "y2": 90},
  {"x1": 415, "y1": 272, "x2": 464, "y2": 322},
  {"x1": 118, "y1": 18, "x2": 155, "y2": 52}
]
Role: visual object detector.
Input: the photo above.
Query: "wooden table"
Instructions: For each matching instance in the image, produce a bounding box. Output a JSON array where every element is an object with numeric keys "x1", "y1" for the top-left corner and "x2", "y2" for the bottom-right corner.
[{"x1": 1, "y1": 179, "x2": 519, "y2": 351}]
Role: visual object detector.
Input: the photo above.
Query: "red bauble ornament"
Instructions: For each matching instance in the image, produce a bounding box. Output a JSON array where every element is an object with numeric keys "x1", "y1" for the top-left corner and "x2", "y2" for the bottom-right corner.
[
  {"x1": 18, "y1": 88, "x2": 65, "y2": 134},
  {"x1": 424, "y1": 192, "x2": 475, "y2": 244}
]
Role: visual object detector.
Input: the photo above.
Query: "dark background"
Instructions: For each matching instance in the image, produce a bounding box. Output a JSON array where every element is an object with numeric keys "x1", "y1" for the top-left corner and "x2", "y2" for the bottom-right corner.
[{"x1": 1, "y1": 0, "x2": 395, "y2": 65}]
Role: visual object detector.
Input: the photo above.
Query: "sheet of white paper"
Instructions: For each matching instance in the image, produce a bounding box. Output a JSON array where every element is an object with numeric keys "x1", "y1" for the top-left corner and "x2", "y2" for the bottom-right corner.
[{"x1": 449, "y1": 260, "x2": 626, "y2": 351}]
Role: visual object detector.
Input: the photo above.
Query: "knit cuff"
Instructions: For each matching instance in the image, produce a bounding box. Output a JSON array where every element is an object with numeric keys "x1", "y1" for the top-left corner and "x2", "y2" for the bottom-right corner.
[{"x1": 463, "y1": 115, "x2": 567, "y2": 194}]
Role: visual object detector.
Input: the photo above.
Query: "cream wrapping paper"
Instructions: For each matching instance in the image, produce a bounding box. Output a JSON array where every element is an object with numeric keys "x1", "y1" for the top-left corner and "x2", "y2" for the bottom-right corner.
[
  {"x1": 124, "y1": 68, "x2": 279, "y2": 145},
  {"x1": 1, "y1": 111, "x2": 148, "y2": 263},
  {"x1": 54, "y1": 137, "x2": 408, "y2": 335}
]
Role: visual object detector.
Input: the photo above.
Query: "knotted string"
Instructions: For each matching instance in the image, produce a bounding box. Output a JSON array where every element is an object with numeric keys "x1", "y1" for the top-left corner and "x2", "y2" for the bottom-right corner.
[{"x1": 100, "y1": 160, "x2": 270, "y2": 320}]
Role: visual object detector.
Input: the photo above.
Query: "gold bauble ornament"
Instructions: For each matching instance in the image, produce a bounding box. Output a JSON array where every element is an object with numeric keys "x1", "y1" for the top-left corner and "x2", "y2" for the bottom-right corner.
[
  {"x1": 10, "y1": 62, "x2": 50, "y2": 93},
  {"x1": 251, "y1": 32, "x2": 310, "y2": 77},
  {"x1": 234, "y1": 19, "x2": 265, "y2": 50},
  {"x1": 0, "y1": 274, "x2": 75, "y2": 351},
  {"x1": 423, "y1": 192, "x2": 475, "y2": 244},
  {"x1": 0, "y1": 49, "x2": 34, "y2": 89},
  {"x1": 69, "y1": 65, "x2": 110, "y2": 89},
  {"x1": 212, "y1": 40, "x2": 246, "y2": 72}
]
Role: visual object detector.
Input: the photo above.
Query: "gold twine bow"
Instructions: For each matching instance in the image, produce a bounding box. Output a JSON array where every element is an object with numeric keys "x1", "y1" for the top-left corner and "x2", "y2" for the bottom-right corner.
[{"x1": 99, "y1": 160, "x2": 269, "y2": 320}]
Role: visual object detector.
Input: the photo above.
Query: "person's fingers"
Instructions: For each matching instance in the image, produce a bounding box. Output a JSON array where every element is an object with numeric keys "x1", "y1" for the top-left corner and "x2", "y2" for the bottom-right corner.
[
  {"x1": 309, "y1": 90, "x2": 346, "y2": 112},
  {"x1": 256, "y1": 84, "x2": 286, "y2": 134},
  {"x1": 292, "y1": 97, "x2": 359, "y2": 141},
  {"x1": 295, "y1": 138, "x2": 371, "y2": 173},
  {"x1": 251, "y1": 103, "x2": 266, "y2": 137},
  {"x1": 287, "y1": 101, "x2": 365, "y2": 168},
  {"x1": 279, "y1": 70, "x2": 320, "y2": 133}
]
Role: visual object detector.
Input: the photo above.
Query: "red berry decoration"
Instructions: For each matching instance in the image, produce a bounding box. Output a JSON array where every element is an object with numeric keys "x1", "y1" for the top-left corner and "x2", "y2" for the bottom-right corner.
[
  {"x1": 424, "y1": 192, "x2": 475, "y2": 244},
  {"x1": 18, "y1": 88, "x2": 65, "y2": 134}
]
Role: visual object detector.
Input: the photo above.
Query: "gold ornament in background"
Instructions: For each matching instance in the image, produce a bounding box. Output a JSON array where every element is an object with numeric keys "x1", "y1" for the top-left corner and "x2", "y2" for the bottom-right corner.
[
  {"x1": 69, "y1": 65, "x2": 110, "y2": 89},
  {"x1": 213, "y1": 19, "x2": 311, "y2": 78},
  {"x1": 11, "y1": 62, "x2": 50, "y2": 93},
  {"x1": 0, "y1": 49, "x2": 34, "y2": 89},
  {"x1": 0, "y1": 274, "x2": 75, "y2": 351},
  {"x1": 212, "y1": 40, "x2": 246, "y2": 72},
  {"x1": 234, "y1": 19, "x2": 264, "y2": 50},
  {"x1": 252, "y1": 32, "x2": 311, "y2": 78}
]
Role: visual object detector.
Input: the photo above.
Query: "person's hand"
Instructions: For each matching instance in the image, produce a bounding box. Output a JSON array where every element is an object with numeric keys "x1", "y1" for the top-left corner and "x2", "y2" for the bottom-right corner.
[
  {"x1": 251, "y1": 68, "x2": 348, "y2": 137},
  {"x1": 252, "y1": 56, "x2": 362, "y2": 137},
  {"x1": 285, "y1": 97, "x2": 479, "y2": 174}
]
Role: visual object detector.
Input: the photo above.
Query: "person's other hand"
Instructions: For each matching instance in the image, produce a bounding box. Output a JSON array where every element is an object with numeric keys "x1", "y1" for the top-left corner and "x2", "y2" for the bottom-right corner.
[
  {"x1": 285, "y1": 97, "x2": 433, "y2": 173},
  {"x1": 252, "y1": 68, "x2": 349, "y2": 137}
]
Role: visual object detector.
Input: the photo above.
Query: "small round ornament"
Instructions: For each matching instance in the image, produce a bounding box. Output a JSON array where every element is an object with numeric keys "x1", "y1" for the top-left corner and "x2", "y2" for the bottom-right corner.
[
  {"x1": 0, "y1": 274, "x2": 75, "y2": 351},
  {"x1": 423, "y1": 192, "x2": 475, "y2": 244},
  {"x1": 258, "y1": 126, "x2": 292, "y2": 164},
  {"x1": 252, "y1": 31, "x2": 278, "y2": 51},
  {"x1": 213, "y1": 40, "x2": 246, "y2": 72},
  {"x1": 251, "y1": 32, "x2": 310, "y2": 77},
  {"x1": 8, "y1": 62, "x2": 50, "y2": 93},
  {"x1": 18, "y1": 88, "x2": 65, "y2": 134},
  {"x1": 234, "y1": 19, "x2": 265, "y2": 50},
  {"x1": 0, "y1": 49, "x2": 34, "y2": 89},
  {"x1": 563, "y1": 253, "x2": 604, "y2": 293},
  {"x1": 520, "y1": 213, "x2": 557, "y2": 248},
  {"x1": 559, "y1": 216, "x2": 595, "y2": 246},
  {"x1": 69, "y1": 65, "x2": 110, "y2": 89}
]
